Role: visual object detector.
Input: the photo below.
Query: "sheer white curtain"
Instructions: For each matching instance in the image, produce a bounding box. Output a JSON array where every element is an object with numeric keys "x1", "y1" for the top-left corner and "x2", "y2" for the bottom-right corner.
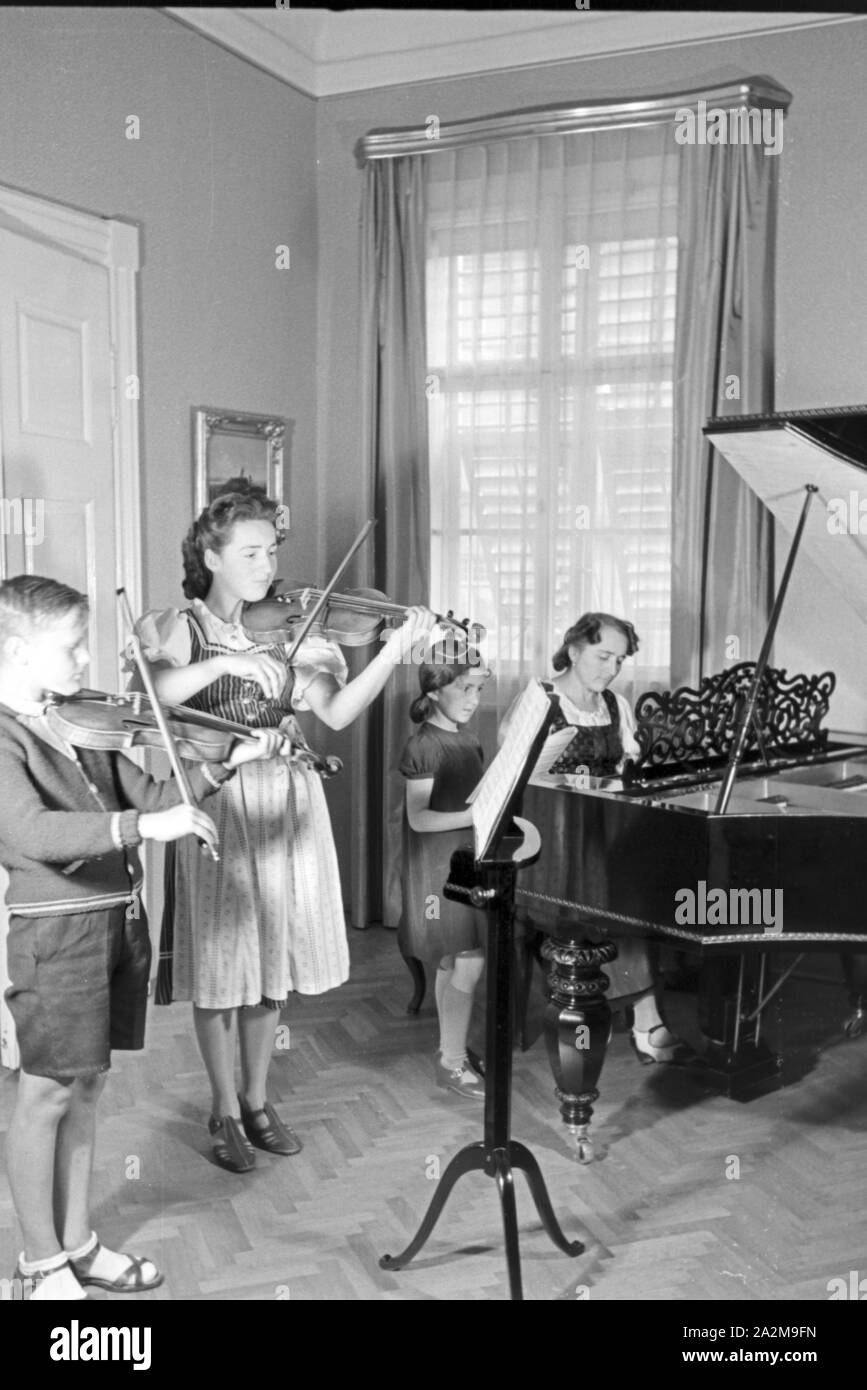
[{"x1": 424, "y1": 126, "x2": 680, "y2": 743}]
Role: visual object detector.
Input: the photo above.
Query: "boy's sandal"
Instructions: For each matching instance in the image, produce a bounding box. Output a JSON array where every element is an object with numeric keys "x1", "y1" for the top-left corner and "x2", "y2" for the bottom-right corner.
[
  {"x1": 238, "y1": 1096, "x2": 302, "y2": 1156},
  {"x1": 208, "y1": 1114, "x2": 256, "y2": 1173},
  {"x1": 68, "y1": 1240, "x2": 164, "y2": 1293}
]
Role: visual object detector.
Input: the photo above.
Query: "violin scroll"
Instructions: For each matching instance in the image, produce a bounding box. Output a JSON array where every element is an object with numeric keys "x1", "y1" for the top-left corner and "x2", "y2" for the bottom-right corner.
[{"x1": 289, "y1": 745, "x2": 343, "y2": 779}]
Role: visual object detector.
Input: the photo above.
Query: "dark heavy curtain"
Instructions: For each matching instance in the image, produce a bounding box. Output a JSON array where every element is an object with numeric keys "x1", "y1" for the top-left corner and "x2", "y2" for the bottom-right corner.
[
  {"x1": 351, "y1": 157, "x2": 430, "y2": 928},
  {"x1": 672, "y1": 137, "x2": 780, "y2": 687}
]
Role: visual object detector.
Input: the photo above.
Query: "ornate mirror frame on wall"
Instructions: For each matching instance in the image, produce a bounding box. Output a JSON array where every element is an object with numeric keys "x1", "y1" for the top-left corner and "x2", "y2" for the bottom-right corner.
[{"x1": 192, "y1": 406, "x2": 289, "y2": 518}]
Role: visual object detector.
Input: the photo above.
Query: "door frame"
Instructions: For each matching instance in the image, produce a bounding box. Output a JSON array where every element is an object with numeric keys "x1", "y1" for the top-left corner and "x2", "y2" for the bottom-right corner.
[
  {"x1": 0, "y1": 185, "x2": 143, "y2": 1069},
  {"x1": 0, "y1": 181, "x2": 142, "y2": 684}
]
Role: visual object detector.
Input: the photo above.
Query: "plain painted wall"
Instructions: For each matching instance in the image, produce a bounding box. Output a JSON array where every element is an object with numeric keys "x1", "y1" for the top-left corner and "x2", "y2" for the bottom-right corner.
[{"x1": 0, "y1": 6, "x2": 320, "y2": 604}]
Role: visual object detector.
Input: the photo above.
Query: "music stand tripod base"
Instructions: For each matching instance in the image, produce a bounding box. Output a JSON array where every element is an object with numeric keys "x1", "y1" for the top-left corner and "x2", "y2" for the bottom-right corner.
[{"x1": 379, "y1": 843, "x2": 585, "y2": 1301}]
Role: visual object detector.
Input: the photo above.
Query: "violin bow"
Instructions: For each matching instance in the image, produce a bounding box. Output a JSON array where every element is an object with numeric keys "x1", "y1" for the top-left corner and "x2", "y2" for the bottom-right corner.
[
  {"x1": 282, "y1": 519, "x2": 376, "y2": 665},
  {"x1": 117, "y1": 588, "x2": 220, "y2": 862}
]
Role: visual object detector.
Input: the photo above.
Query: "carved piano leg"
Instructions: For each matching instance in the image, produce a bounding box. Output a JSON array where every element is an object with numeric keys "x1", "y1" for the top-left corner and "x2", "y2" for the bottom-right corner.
[
  {"x1": 697, "y1": 951, "x2": 782, "y2": 1097},
  {"x1": 541, "y1": 935, "x2": 617, "y2": 1162}
]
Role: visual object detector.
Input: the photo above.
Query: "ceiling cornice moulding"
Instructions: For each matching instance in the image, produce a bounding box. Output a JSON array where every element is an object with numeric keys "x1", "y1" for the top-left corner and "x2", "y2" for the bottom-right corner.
[{"x1": 163, "y1": 9, "x2": 856, "y2": 99}]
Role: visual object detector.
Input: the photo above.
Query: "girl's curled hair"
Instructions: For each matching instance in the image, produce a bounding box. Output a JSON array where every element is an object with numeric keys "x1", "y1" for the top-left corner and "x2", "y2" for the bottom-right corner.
[
  {"x1": 551, "y1": 611, "x2": 639, "y2": 671},
  {"x1": 409, "y1": 639, "x2": 489, "y2": 723},
  {"x1": 181, "y1": 476, "x2": 285, "y2": 600}
]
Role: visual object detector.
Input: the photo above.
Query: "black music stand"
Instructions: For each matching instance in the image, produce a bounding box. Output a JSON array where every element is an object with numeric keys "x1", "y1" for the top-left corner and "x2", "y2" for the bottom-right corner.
[{"x1": 379, "y1": 681, "x2": 585, "y2": 1300}]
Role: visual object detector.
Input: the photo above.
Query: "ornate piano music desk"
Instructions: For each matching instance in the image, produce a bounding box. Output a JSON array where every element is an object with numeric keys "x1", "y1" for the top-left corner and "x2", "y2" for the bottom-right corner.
[{"x1": 519, "y1": 407, "x2": 867, "y2": 1152}]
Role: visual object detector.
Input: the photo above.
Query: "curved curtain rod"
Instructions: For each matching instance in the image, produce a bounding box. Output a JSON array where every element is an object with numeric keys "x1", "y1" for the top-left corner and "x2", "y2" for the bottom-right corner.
[{"x1": 357, "y1": 76, "x2": 792, "y2": 165}]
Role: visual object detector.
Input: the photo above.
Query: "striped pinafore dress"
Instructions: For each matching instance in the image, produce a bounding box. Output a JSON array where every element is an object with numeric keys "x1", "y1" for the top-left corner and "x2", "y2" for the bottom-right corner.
[{"x1": 156, "y1": 605, "x2": 349, "y2": 1009}]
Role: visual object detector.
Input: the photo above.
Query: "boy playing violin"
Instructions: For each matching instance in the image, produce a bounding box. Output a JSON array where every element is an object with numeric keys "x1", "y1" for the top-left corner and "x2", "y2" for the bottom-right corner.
[{"x1": 0, "y1": 575, "x2": 277, "y2": 1299}]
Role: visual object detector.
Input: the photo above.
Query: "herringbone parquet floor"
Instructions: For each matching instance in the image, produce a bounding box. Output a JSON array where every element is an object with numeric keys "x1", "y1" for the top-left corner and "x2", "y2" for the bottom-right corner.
[{"x1": 1, "y1": 930, "x2": 865, "y2": 1301}]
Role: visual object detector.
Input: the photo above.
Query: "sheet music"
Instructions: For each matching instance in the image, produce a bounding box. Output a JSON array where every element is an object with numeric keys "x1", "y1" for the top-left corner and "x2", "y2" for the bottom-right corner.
[
  {"x1": 470, "y1": 678, "x2": 553, "y2": 862},
  {"x1": 527, "y1": 726, "x2": 576, "y2": 780}
]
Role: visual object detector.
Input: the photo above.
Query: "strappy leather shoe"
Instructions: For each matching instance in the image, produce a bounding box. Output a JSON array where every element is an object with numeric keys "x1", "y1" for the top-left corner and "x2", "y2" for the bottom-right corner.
[
  {"x1": 68, "y1": 1239, "x2": 163, "y2": 1293},
  {"x1": 238, "y1": 1095, "x2": 302, "y2": 1156},
  {"x1": 208, "y1": 1114, "x2": 256, "y2": 1172},
  {"x1": 630, "y1": 1024, "x2": 694, "y2": 1066}
]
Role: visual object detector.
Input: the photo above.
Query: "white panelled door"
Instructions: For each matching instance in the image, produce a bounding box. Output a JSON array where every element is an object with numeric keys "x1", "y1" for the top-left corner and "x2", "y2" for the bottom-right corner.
[
  {"x1": 0, "y1": 203, "x2": 140, "y2": 1071},
  {"x1": 0, "y1": 227, "x2": 119, "y2": 684}
]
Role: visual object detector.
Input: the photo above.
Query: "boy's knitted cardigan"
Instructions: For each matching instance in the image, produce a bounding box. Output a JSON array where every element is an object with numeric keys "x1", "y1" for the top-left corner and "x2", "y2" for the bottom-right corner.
[{"x1": 0, "y1": 704, "x2": 231, "y2": 917}]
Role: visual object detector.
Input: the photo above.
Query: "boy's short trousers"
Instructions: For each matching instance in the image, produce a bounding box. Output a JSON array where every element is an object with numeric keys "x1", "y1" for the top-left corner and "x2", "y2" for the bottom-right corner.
[{"x1": 4, "y1": 903, "x2": 151, "y2": 1079}]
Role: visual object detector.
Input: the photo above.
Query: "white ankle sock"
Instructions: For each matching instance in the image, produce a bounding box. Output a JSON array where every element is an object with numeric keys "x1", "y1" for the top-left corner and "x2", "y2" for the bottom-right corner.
[
  {"x1": 632, "y1": 991, "x2": 663, "y2": 1032},
  {"x1": 18, "y1": 1251, "x2": 86, "y2": 1301},
  {"x1": 65, "y1": 1230, "x2": 98, "y2": 1262},
  {"x1": 438, "y1": 980, "x2": 475, "y2": 1071},
  {"x1": 66, "y1": 1231, "x2": 158, "y2": 1286}
]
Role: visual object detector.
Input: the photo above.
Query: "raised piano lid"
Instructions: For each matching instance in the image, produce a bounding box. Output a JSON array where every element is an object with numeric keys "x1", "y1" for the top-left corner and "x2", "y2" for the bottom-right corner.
[{"x1": 704, "y1": 405, "x2": 867, "y2": 624}]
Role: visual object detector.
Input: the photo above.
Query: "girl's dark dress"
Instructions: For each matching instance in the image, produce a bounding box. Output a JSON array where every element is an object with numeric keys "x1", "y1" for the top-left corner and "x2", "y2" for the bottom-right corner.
[{"x1": 399, "y1": 723, "x2": 485, "y2": 962}]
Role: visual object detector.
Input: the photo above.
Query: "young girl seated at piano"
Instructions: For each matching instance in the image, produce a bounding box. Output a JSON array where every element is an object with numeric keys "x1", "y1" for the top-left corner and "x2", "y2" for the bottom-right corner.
[
  {"x1": 510, "y1": 612, "x2": 690, "y2": 1064},
  {"x1": 399, "y1": 642, "x2": 491, "y2": 1098}
]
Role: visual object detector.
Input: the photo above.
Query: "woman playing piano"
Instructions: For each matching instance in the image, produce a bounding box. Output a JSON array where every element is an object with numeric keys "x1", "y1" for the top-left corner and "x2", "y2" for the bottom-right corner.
[{"x1": 507, "y1": 611, "x2": 690, "y2": 1064}]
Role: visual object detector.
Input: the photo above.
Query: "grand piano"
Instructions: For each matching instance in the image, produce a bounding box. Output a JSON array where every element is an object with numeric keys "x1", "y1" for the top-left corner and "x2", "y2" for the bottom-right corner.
[{"x1": 516, "y1": 406, "x2": 867, "y2": 1155}]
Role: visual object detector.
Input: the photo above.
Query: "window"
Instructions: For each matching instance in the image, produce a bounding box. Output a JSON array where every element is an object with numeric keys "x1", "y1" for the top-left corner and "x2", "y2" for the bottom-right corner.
[{"x1": 426, "y1": 135, "x2": 678, "y2": 699}]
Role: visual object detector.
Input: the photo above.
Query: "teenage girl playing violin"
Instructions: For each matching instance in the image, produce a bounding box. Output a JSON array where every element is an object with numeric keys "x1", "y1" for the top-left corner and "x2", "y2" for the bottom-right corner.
[{"x1": 131, "y1": 480, "x2": 436, "y2": 1172}]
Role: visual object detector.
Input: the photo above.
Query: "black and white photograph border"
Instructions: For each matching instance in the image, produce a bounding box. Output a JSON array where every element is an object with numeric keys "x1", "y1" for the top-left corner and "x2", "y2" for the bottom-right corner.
[{"x1": 0, "y1": 3, "x2": 865, "y2": 1348}]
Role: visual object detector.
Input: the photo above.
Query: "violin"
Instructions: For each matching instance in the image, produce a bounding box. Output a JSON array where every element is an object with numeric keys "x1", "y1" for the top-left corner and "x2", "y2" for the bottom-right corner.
[
  {"x1": 242, "y1": 585, "x2": 472, "y2": 649},
  {"x1": 45, "y1": 691, "x2": 343, "y2": 780},
  {"x1": 240, "y1": 518, "x2": 476, "y2": 655}
]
